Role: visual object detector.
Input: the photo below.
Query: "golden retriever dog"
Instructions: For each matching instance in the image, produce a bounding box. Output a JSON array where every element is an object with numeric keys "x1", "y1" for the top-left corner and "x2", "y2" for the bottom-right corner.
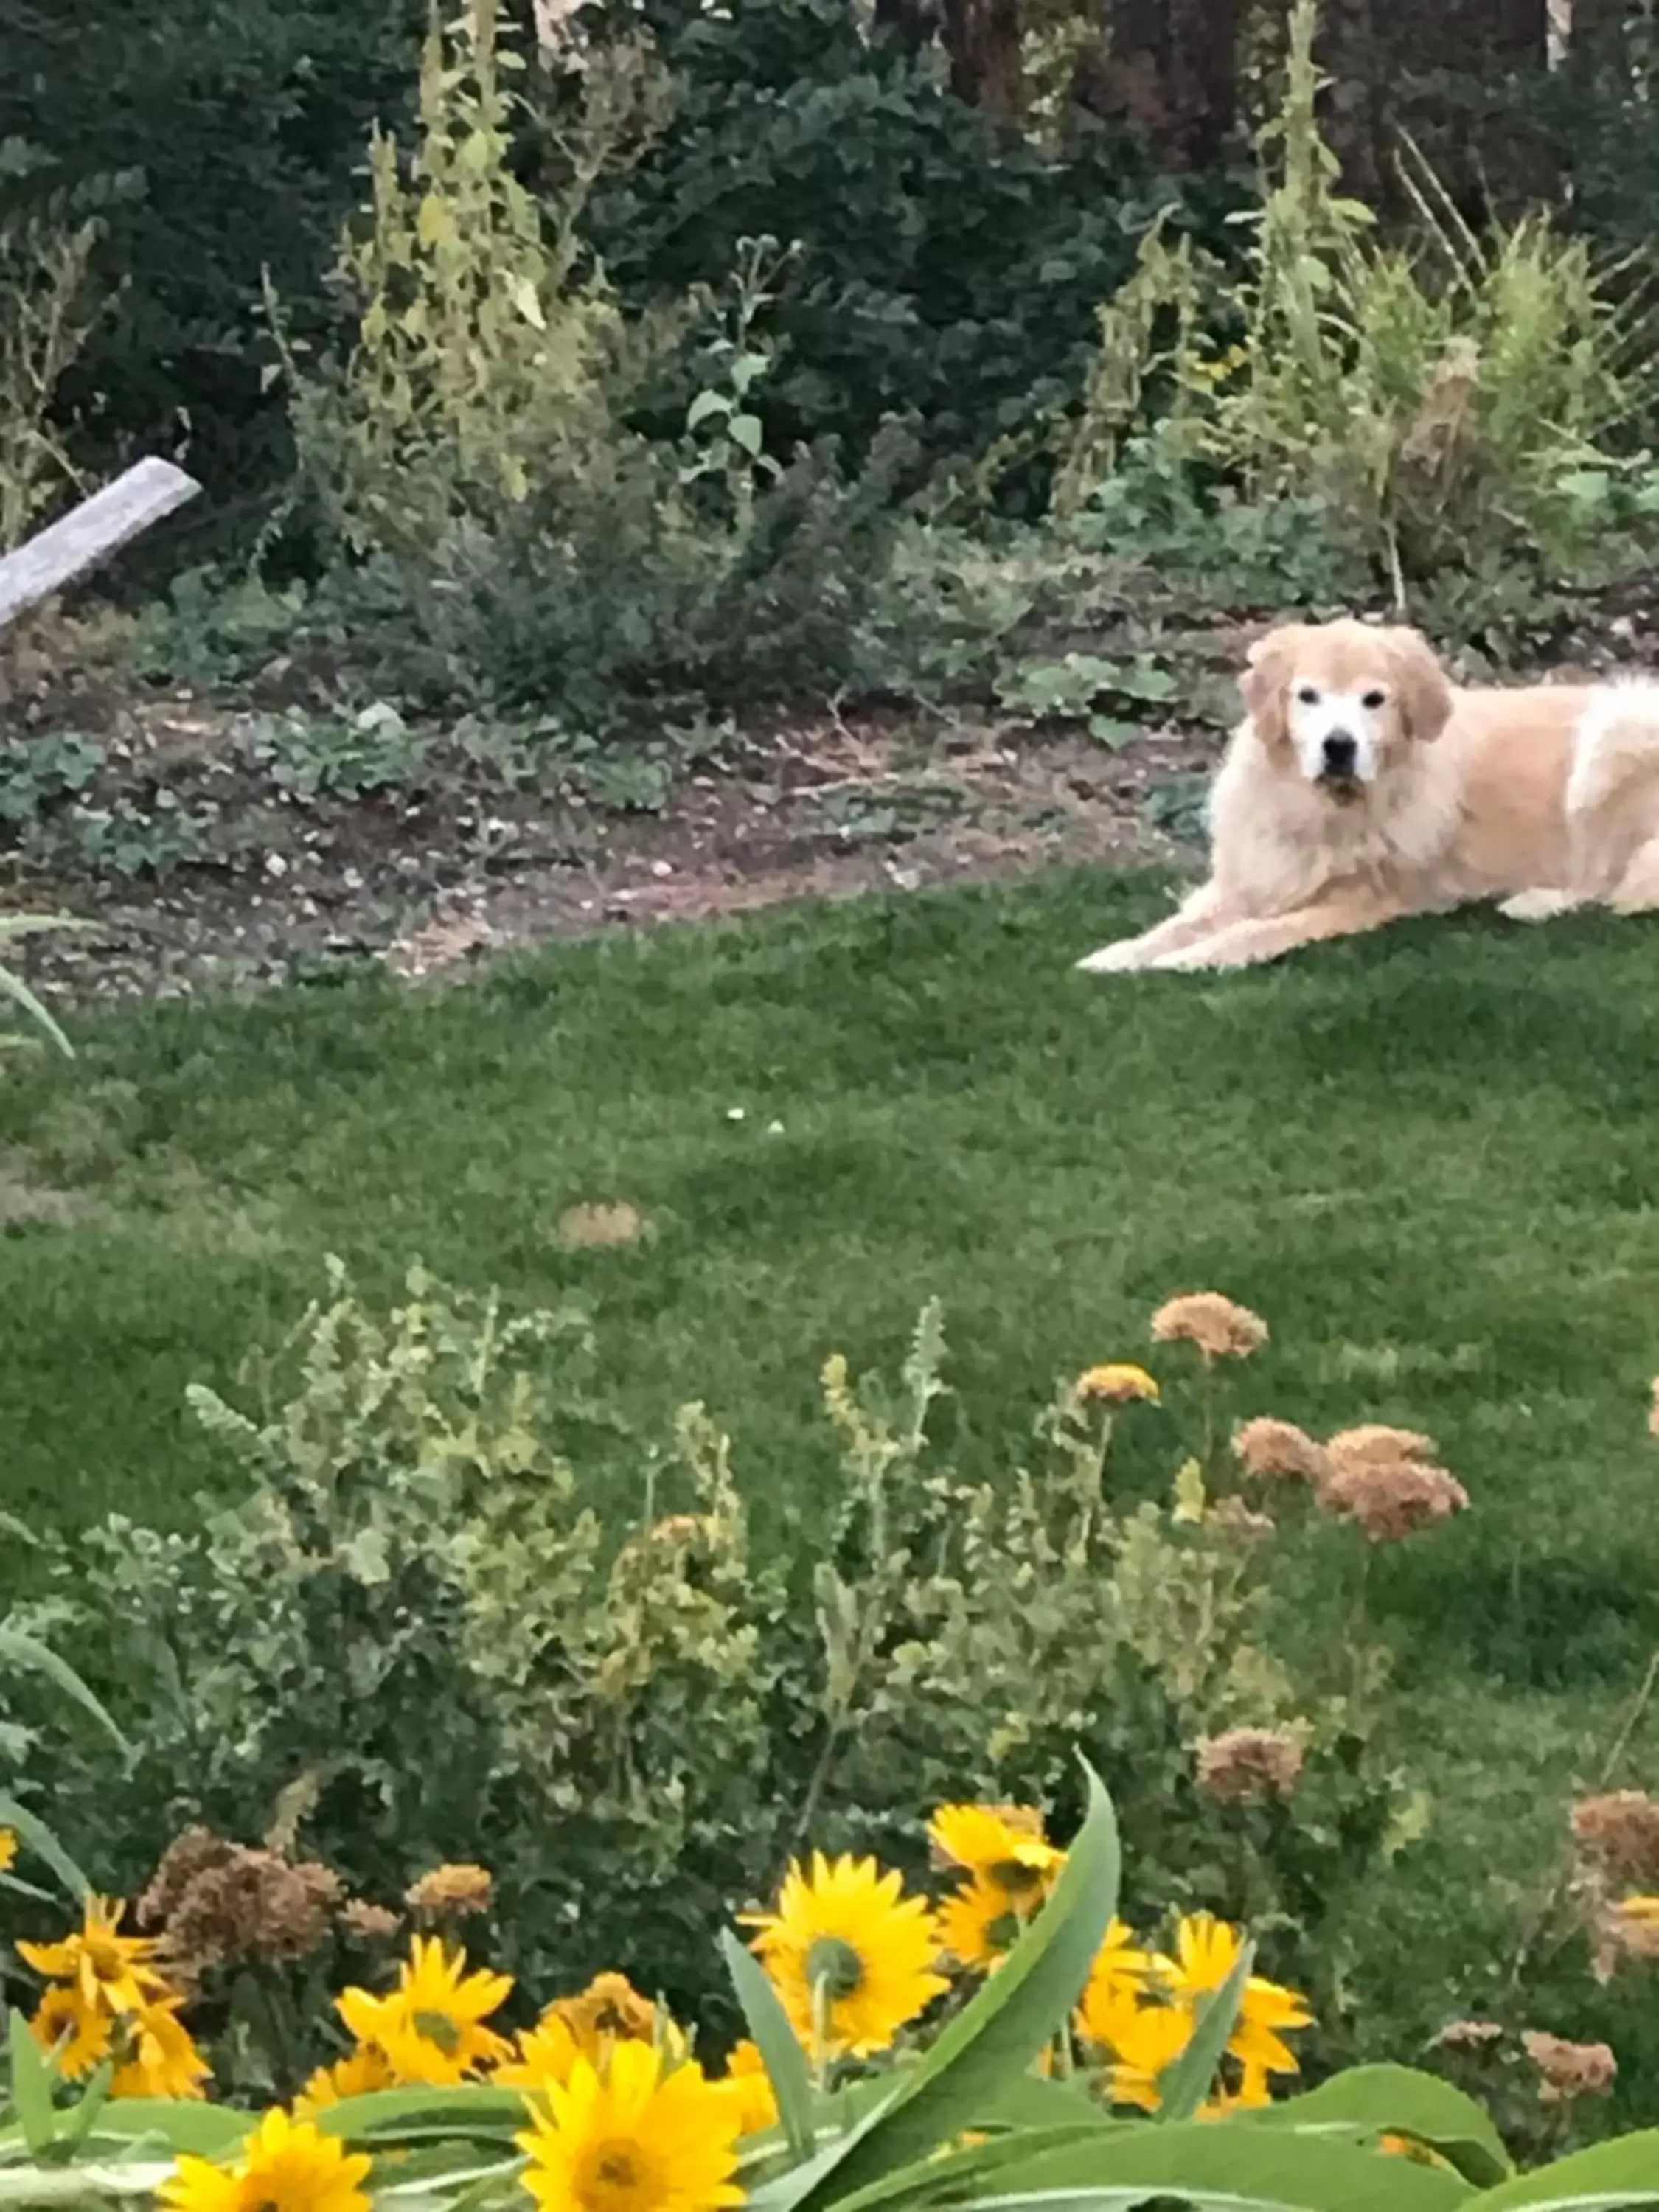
[{"x1": 1077, "y1": 616, "x2": 1659, "y2": 974}]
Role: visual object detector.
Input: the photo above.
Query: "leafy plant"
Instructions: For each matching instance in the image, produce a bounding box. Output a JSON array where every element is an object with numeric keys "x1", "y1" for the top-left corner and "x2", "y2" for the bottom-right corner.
[
  {"x1": 15, "y1": 1266, "x2": 1448, "y2": 2072},
  {"x1": 1060, "y1": 0, "x2": 1659, "y2": 591},
  {"x1": 4, "y1": 1767, "x2": 1658, "y2": 2211},
  {"x1": 0, "y1": 1605, "x2": 126, "y2": 1904},
  {"x1": 0, "y1": 153, "x2": 106, "y2": 552}
]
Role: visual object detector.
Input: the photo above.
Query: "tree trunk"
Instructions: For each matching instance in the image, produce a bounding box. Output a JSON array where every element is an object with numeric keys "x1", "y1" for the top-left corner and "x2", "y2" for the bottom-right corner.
[
  {"x1": 1392, "y1": 0, "x2": 1548, "y2": 74},
  {"x1": 1164, "y1": 0, "x2": 1242, "y2": 167},
  {"x1": 1073, "y1": 0, "x2": 1241, "y2": 168},
  {"x1": 940, "y1": 0, "x2": 1024, "y2": 117},
  {"x1": 1315, "y1": 0, "x2": 1388, "y2": 204}
]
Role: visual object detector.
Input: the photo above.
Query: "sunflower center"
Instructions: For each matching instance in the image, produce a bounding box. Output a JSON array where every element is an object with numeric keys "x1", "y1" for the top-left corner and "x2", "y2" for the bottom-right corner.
[
  {"x1": 990, "y1": 1858, "x2": 1043, "y2": 1899},
  {"x1": 806, "y1": 1935, "x2": 865, "y2": 2003},
  {"x1": 576, "y1": 2138, "x2": 662, "y2": 2212},
  {"x1": 411, "y1": 2008, "x2": 462, "y2": 2056}
]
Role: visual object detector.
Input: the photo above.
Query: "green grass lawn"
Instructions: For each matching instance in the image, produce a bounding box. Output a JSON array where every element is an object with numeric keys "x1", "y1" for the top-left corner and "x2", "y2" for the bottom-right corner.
[{"x1": 5, "y1": 862, "x2": 1659, "y2": 2054}]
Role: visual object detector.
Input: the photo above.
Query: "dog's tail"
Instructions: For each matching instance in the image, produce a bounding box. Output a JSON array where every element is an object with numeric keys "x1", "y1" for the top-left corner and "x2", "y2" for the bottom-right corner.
[{"x1": 1568, "y1": 681, "x2": 1659, "y2": 821}]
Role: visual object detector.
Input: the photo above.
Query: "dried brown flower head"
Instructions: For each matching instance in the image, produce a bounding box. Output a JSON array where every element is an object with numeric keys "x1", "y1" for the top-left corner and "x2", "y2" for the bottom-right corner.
[
  {"x1": 341, "y1": 1899, "x2": 402, "y2": 1943},
  {"x1": 405, "y1": 1863, "x2": 494, "y2": 1922},
  {"x1": 1195, "y1": 1726, "x2": 1304, "y2": 1804},
  {"x1": 1205, "y1": 1495, "x2": 1277, "y2": 1544},
  {"x1": 1325, "y1": 1424, "x2": 1438, "y2": 1470},
  {"x1": 556, "y1": 1201, "x2": 647, "y2": 1249},
  {"x1": 1433, "y1": 2018, "x2": 1506, "y2": 2053},
  {"x1": 1151, "y1": 1293, "x2": 1267, "y2": 1361},
  {"x1": 139, "y1": 1826, "x2": 343, "y2": 1984},
  {"x1": 1233, "y1": 1418, "x2": 1328, "y2": 1485},
  {"x1": 549, "y1": 1971, "x2": 658, "y2": 2056},
  {"x1": 1318, "y1": 1456, "x2": 1469, "y2": 1543},
  {"x1": 1571, "y1": 1790, "x2": 1659, "y2": 1888},
  {"x1": 1521, "y1": 2028, "x2": 1616, "y2": 2104}
]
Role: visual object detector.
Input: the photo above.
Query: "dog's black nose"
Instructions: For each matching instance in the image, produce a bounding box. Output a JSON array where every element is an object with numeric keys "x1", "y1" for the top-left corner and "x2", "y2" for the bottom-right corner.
[{"x1": 1321, "y1": 732, "x2": 1357, "y2": 775}]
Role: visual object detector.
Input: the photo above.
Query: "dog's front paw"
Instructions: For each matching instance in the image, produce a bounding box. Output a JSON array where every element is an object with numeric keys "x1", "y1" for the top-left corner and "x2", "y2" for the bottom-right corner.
[
  {"x1": 1498, "y1": 888, "x2": 1579, "y2": 924},
  {"x1": 1150, "y1": 940, "x2": 1234, "y2": 973},
  {"x1": 1075, "y1": 937, "x2": 1158, "y2": 974}
]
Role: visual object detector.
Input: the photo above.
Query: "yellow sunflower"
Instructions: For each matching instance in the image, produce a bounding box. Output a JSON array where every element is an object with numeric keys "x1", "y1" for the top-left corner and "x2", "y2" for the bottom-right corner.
[
  {"x1": 294, "y1": 2045, "x2": 397, "y2": 2117},
  {"x1": 160, "y1": 2109, "x2": 371, "y2": 2212},
  {"x1": 746, "y1": 1851, "x2": 947, "y2": 2060},
  {"x1": 495, "y1": 2012, "x2": 585, "y2": 2093},
  {"x1": 932, "y1": 1804, "x2": 1063, "y2": 1971},
  {"x1": 30, "y1": 1985, "x2": 113, "y2": 2079},
  {"x1": 712, "y1": 2041, "x2": 777, "y2": 2138},
  {"x1": 518, "y1": 2042, "x2": 742, "y2": 2212},
  {"x1": 1153, "y1": 1915, "x2": 1310, "y2": 2080},
  {"x1": 0, "y1": 1827, "x2": 16, "y2": 1873},
  {"x1": 336, "y1": 1935, "x2": 512, "y2": 2085},
  {"x1": 18, "y1": 1895, "x2": 170, "y2": 2019},
  {"x1": 549, "y1": 1974, "x2": 661, "y2": 2062},
  {"x1": 1078, "y1": 1989, "x2": 1194, "y2": 2112},
  {"x1": 111, "y1": 2003, "x2": 210, "y2": 2100},
  {"x1": 1073, "y1": 1917, "x2": 1157, "y2": 2037}
]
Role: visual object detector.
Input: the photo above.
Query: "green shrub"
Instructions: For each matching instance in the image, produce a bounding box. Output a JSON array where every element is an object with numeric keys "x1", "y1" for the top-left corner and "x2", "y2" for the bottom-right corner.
[
  {"x1": 1059, "y1": 0, "x2": 1659, "y2": 589},
  {"x1": 20, "y1": 1264, "x2": 1436, "y2": 2067},
  {"x1": 271, "y1": 1, "x2": 913, "y2": 729},
  {"x1": 0, "y1": 158, "x2": 110, "y2": 552},
  {"x1": 0, "y1": 0, "x2": 428, "y2": 509}
]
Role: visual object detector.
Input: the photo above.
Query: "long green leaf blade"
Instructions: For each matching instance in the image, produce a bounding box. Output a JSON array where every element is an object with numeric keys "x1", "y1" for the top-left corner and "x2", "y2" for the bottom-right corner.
[
  {"x1": 1461, "y1": 2129, "x2": 1659, "y2": 2211},
  {"x1": 1245, "y1": 2063, "x2": 1512, "y2": 2185},
  {"x1": 720, "y1": 1929, "x2": 815, "y2": 2163},
  {"x1": 791, "y1": 1759, "x2": 1121, "y2": 2211},
  {"x1": 967, "y1": 2121, "x2": 1475, "y2": 2211},
  {"x1": 80, "y1": 2102, "x2": 257, "y2": 2156},
  {"x1": 0, "y1": 1628, "x2": 125, "y2": 1752},
  {"x1": 311, "y1": 2087, "x2": 526, "y2": 2143},
  {"x1": 0, "y1": 1795, "x2": 88, "y2": 1905},
  {"x1": 1153, "y1": 1940, "x2": 1251, "y2": 2124},
  {"x1": 5, "y1": 2013, "x2": 55, "y2": 2159},
  {"x1": 56, "y1": 2059, "x2": 114, "y2": 2157}
]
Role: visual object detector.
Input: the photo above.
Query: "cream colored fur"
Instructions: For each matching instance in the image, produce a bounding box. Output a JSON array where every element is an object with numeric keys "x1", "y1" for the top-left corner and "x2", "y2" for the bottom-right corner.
[{"x1": 1077, "y1": 618, "x2": 1659, "y2": 974}]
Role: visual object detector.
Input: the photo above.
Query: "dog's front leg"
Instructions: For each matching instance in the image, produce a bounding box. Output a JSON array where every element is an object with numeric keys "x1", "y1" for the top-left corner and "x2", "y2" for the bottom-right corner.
[
  {"x1": 1075, "y1": 881, "x2": 1230, "y2": 973},
  {"x1": 1150, "y1": 889, "x2": 1408, "y2": 972}
]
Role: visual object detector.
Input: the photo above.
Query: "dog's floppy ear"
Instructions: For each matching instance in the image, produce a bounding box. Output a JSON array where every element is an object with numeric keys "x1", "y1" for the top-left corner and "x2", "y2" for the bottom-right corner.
[
  {"x1": 1382, "y1": 625, "x2": 1454, "y2": 744},
  {"x1": 1239, "y1": 625, "x2": 1303, "y2": 750}
]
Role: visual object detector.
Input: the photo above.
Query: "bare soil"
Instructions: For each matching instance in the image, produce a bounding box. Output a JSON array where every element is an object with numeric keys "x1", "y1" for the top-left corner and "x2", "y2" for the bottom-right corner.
[{"x1": 0, "y1": 671, "x2": 1215, "y2": 1004}]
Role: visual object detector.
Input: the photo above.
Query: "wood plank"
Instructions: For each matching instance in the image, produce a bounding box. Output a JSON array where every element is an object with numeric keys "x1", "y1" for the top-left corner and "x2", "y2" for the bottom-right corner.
[{"x1": 0, "y1": 458, "x2": 202, "y2": 632}]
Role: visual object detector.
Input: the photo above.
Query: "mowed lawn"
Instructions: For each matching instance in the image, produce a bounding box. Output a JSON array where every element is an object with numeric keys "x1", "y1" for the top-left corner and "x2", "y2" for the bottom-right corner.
[{"x1": 4, "y1": 861, "x2": 1659, "y2": 2043}]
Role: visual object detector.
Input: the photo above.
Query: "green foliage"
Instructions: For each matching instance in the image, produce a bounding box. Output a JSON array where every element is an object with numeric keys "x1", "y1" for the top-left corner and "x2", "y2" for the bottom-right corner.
[
  {"x1": 0, "y1": 1603, "x2": 126, "y2": 1905},
  {"x1": 23, "y1": 1265, "x2": 1427, "y2": 2060},
  {"x1": 7, "y1": 1773, "x2": 1659, "y2": 2208},
  {"x1": 0, "y1": 736, "x2": 223, "y2": 882},
  {"x1": 0, "y1": 0, "x2": 428, "y2": 505},
  {"x1": 582, "y1": 0, "x2": 1225, "y2": 475},
  {"x1": 1060, "y1": 0, "x2": 1659, "y2": 589},
  {"x1": 0, "y1": 146, "x2": 111, "y2": 551},
  {"x1": 274, "y1": 2, "x2": 911, "y2": 730},
  {"x1": 276, "y1": 2, "x2": 668, "y2": 561}
]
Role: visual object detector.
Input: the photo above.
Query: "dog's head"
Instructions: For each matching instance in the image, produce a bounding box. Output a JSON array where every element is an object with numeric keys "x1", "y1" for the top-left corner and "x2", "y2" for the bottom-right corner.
[{"x1": 1240, "y1": 618, "x2": 1454, "y2": 799}]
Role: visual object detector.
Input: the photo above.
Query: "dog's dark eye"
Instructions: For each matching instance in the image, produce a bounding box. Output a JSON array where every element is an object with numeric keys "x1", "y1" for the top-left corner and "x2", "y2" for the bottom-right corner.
[
  {"x1": 1360, "y1": 688, "x2": 1387, "y2": 710},
  {"x1": 1295, "y1": 685, "x2": 1321, "y2": 706}
]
